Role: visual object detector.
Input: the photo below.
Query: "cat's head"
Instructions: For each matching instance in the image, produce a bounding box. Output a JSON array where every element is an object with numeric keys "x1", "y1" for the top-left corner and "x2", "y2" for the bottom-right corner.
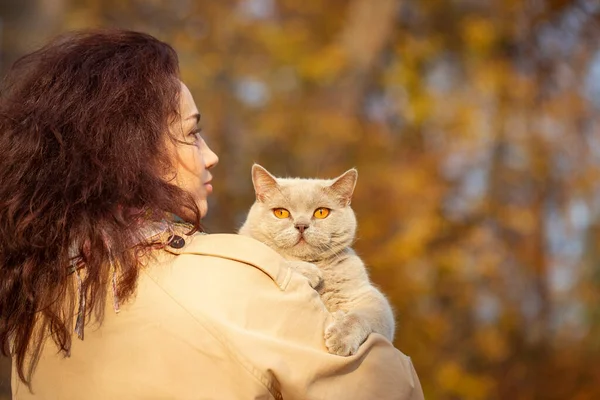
[{"x1": 240, "y1": 164, "x2": 358, "y2": 261}]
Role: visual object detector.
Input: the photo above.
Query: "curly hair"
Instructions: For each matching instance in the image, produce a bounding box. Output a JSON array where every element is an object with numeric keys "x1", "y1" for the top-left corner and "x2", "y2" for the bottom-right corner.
[{"x1": 0, "y1": 29, "x2": 201, "y2": 385}]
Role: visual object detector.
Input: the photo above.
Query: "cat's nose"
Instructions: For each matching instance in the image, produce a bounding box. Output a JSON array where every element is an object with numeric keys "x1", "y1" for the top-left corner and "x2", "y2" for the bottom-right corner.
[{"x1": 295, "y1": 223, "x2": 309, "y2": 233}]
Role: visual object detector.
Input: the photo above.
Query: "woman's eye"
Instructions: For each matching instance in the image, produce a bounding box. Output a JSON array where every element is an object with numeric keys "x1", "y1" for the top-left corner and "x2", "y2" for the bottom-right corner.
[
  {"x1": 188, "y1": 128, "x2": 203, "y2": 144},
  {"x1": 190, "y1": 128, "x2": 202, "y2": 138}
]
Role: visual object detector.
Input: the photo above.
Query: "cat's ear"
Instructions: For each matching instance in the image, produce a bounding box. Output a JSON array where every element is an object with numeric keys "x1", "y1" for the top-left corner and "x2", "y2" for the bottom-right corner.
[
  {"x1": 328, "y1": 169, "x2": 358, "y2": 206},
  {"x1": 252, "y1": 164, "x2": 279, "y2": 202}
]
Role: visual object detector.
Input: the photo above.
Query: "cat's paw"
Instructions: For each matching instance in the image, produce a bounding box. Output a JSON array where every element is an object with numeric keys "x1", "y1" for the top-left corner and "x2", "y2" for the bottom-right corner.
[
  {"x1": 286, "y1": 260, "x2": 323, "y2": 290},
  {"x1": 324, "y1": 310, "x2": 368, "y2": 356}
]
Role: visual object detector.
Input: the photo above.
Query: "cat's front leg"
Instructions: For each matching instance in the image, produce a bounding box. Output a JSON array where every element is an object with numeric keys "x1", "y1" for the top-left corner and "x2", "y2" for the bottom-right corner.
[
  {"x1": 285, "y1": 260, "x2": 323, "y2": 290},
  {"x1": 325, "y1": 310, "x2": 369, "y2": 356}
]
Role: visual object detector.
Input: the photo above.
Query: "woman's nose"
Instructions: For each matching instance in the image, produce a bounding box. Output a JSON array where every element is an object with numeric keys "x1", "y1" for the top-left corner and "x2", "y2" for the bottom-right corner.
[{"x1": 203, "y1": 143, "x2": 219, "y2": 170}]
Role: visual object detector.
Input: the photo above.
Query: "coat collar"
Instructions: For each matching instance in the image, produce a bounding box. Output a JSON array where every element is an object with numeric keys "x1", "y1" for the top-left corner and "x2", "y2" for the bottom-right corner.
[{"x1": 165, "y1": 233, "x2": 292, "y2": 291}]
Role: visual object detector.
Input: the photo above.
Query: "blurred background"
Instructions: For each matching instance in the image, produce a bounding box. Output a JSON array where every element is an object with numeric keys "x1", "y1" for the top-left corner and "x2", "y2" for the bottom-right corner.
[{"x1": 2, "y1": 0, "x2": 600, "y2": 398}]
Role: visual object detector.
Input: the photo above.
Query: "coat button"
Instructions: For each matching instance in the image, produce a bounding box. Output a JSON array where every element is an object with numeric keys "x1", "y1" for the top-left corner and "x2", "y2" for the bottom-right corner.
[{"x1": 167, "y1": 235, "x2": 186, "y2": 249}]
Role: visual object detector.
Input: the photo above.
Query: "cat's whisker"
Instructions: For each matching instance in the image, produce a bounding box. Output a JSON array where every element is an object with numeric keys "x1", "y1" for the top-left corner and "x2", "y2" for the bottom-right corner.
[{"x1": 317, "y1": 241, "x2": 345, "y2": 265}]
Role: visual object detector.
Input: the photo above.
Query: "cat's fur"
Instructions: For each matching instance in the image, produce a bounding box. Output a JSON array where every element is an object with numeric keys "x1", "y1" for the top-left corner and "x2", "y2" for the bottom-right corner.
[{"x1": 239, "y1": 164, "x2": 395, "y2": 356}]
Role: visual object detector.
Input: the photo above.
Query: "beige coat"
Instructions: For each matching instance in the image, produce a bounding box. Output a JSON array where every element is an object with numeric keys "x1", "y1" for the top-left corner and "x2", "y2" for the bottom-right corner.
[{"x1": 13, "y1": 233, "x2": 424, "y2": 399}]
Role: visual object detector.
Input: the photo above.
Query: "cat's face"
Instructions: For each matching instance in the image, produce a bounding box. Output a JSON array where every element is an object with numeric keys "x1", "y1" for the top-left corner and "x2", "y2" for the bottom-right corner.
[{"x1": 240, "y1": 165, "x2": 358, "y2": 261}]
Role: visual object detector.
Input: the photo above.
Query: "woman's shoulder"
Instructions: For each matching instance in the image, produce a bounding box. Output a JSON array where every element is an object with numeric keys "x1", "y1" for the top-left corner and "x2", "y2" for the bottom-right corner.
[{"x1": 141, "y1": 231, "x2": 327, "y2": 351}]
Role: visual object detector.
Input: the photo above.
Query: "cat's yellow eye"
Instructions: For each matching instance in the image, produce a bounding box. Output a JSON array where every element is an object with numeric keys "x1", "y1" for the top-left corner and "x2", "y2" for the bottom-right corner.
[
  {"x1": 273, "y1": 208, "x2": 290, "y2": 219},
  {"x1": 313, "y1": 208, "x2": 330, "y2": 219}
]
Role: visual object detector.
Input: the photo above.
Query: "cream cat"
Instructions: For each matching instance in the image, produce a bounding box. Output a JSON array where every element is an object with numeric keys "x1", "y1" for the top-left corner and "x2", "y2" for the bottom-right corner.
[{"x1": 239, "y1": 164, "x2": 395, "y2": 356}]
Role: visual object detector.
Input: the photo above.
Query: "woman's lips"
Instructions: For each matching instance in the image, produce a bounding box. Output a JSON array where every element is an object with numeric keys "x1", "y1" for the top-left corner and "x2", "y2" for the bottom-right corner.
[{"x1": 204, "y1": 182, "x2": 213, "y2": 194}]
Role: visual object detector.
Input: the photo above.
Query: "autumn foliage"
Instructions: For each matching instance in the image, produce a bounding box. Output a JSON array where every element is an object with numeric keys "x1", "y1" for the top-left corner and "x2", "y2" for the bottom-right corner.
[{"x1": 2, "y1": 0, "x2": 600, "y2": 399}]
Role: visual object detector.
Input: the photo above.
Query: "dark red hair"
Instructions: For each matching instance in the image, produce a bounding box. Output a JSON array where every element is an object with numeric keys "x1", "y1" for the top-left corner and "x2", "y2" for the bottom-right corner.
[{"x1": 0, "y1": 29, "x2": 200, "y2": 385}]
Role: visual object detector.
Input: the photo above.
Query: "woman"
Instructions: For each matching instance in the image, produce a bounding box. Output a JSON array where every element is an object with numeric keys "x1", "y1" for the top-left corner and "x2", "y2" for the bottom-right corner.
[{"x1": 0, "y1": 29, "x2": 424, "y2": 399}]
